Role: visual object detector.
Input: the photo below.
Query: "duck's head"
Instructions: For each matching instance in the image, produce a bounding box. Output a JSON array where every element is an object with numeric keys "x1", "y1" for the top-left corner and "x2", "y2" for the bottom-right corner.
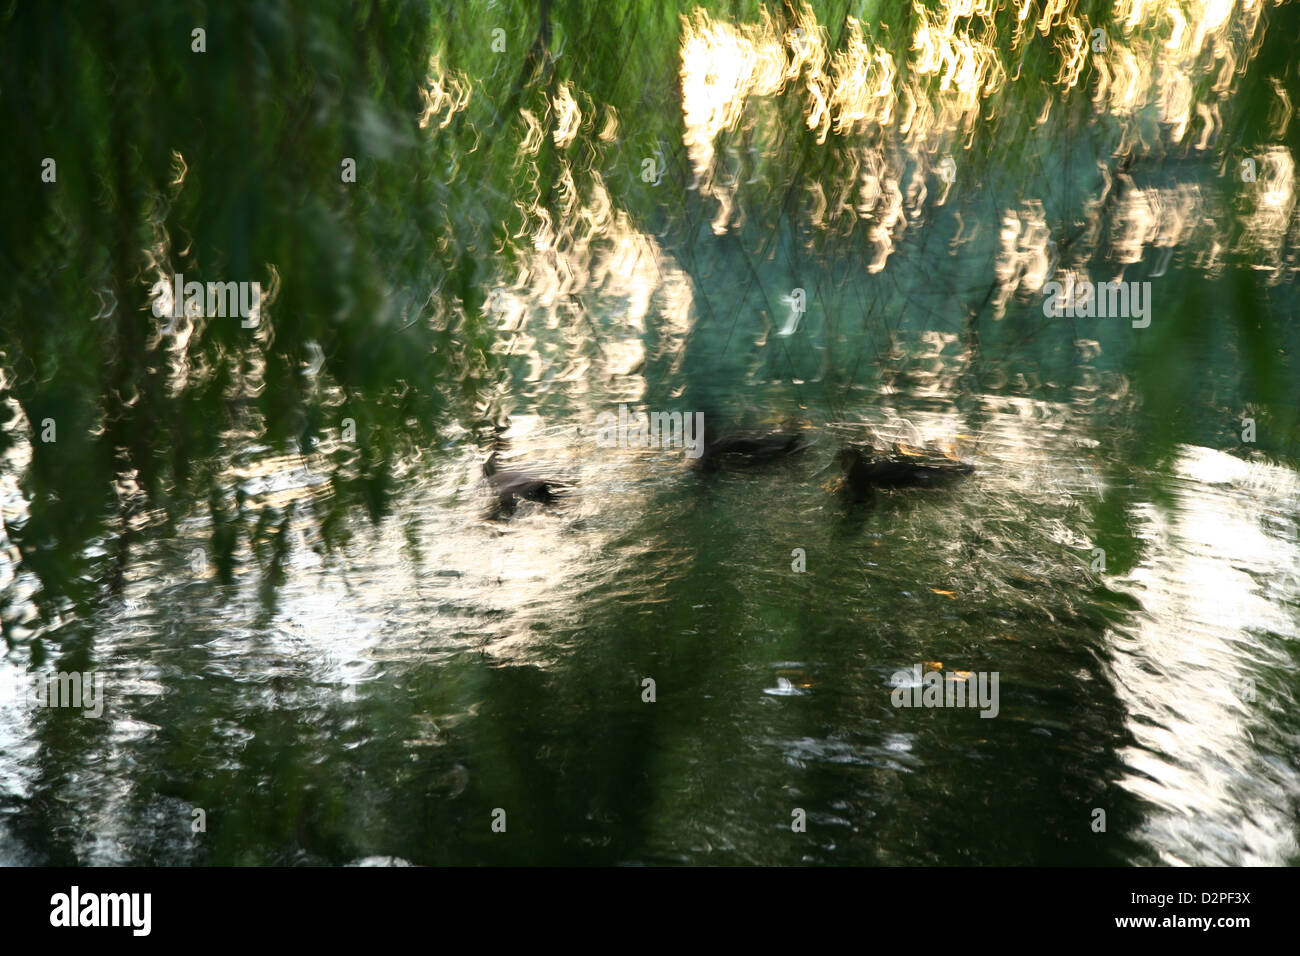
[{"x1": 837, "y1": 445, "x2": 871, "y2": 472}]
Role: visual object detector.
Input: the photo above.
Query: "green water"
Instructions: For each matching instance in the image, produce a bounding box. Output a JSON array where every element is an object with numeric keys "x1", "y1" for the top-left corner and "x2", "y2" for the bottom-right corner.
[
  {"x1": 2, "y1": 0, "x2": 1299, "y2": 865},
  {"x1": 3, "y1": 322, "x2": 1297, "y2": 865}
]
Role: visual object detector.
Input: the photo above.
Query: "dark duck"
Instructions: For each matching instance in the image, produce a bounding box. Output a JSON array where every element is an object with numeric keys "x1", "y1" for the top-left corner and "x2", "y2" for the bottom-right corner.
[
  {"x1": 482, "y1": 452, "x2": 572, "y2": 517},
  {"x1": 695, "y1": 421, "x2": 814, "y2": 472},
  {"x1": 836, "y1": 442, "x2": 974, "y2": 500}
]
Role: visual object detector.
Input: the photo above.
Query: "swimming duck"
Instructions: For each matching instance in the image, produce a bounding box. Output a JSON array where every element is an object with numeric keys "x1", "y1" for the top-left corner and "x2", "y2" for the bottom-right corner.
[
  {"x1": 836, "y1": 443, "x2": 974, "y2": 499},
  {"x1": 482, "y1": 453, "x2": 572, "y2": 516},
  {"x1": 696, "y1": 426, "x2": 813, "y2": 472}
]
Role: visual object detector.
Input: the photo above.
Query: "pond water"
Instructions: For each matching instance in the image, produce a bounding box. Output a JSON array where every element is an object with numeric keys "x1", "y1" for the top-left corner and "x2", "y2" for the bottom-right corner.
[{"x1": 3, "y1": 290, "x2": 1297, "y2": 865}]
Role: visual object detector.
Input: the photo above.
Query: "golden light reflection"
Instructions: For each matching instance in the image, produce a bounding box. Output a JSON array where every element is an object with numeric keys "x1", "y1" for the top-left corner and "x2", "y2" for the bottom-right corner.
[
  {"x1": 674, "y1": 0, "x2": 1291, "y2": 278},
  {"x1": 418, "y1": 53, "x2": 470, "y2": 131},
  {"x1": 1238, "y1": 145, "x2": 1297, "y2": 278}
]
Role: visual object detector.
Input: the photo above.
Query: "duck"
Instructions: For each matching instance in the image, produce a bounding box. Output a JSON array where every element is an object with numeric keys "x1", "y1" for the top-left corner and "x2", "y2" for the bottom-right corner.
[
  {"x1": 836, "y1": 443, "x2": 974, "y2": 499},
  {"x1": 482, "y1": 453, "x2": 572, "y2": 516},
  {"x1": 695, "y1": 424, "x2": 814, "y2": 472}
]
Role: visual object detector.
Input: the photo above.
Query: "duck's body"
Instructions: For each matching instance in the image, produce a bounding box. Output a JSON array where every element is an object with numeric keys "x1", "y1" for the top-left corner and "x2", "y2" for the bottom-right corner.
[
  {"x1": 696, "y1": 429, "x2": 813, "y2": 471},
  {"x1": 837, "y1": 444, "x2": 974, "y2": 498},
  {"x1": 483, "y1": 454, "x2": 571, "y2": 515}
]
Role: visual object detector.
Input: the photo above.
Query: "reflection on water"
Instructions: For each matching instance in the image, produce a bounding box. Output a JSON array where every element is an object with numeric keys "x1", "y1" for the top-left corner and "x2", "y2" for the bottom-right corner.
[
  {"x1": 1112, "y1": 446, "x2": 1300, "y2": 865},
  {"x1": 2, "y1": 361, "x2": 1297, "y2": 864}
]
